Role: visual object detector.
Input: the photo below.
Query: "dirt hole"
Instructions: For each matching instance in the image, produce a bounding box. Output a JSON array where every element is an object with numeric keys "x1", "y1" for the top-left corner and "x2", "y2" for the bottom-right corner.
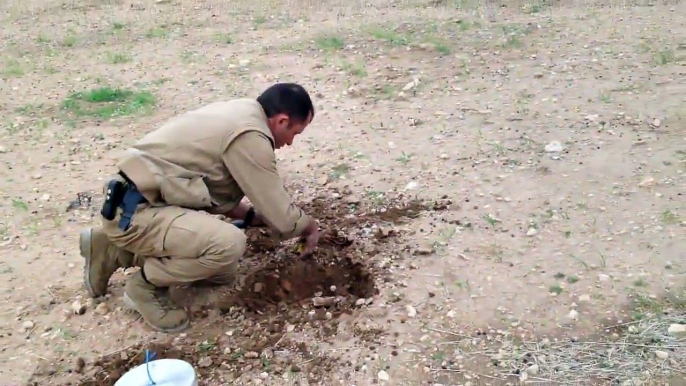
[{"x1": 234, "y1": 234, "x2": 377, "y2": 314}]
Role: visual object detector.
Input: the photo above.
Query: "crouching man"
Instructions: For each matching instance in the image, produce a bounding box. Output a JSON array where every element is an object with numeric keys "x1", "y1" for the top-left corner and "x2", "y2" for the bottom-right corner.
[{"x1": 79, "y1": 83, "x2": 321, "y2": 333}]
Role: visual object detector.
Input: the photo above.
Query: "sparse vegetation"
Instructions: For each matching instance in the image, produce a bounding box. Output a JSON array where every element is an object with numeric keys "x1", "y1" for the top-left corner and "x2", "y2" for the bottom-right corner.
[
  {"x1": 1, "y1": 1, "x2": 683, "y2": 385},
  {"x1": 62, "y1": 87, "x2": 156, "y2": 119}
]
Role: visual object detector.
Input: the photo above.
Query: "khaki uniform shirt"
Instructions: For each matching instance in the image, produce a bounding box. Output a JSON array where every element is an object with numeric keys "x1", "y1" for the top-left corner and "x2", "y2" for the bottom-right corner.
[{"x1": 116, "y1": 99, "x2": 312, "y2": 240}]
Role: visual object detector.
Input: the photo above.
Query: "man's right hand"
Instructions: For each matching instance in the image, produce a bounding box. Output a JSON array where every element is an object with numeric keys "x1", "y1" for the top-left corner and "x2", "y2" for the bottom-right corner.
[{"x1": 298, "y1": 218, "x2": 320, "y2": 257}]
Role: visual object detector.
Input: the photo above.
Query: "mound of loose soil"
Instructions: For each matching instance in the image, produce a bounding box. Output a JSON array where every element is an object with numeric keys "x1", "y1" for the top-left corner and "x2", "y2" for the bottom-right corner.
[{"x1": 69, "y1": 192, "x2": 450, "y2": 386}]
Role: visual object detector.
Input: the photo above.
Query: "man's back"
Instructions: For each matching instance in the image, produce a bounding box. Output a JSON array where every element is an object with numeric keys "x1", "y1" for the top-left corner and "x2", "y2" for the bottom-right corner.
[{"x1": 118, "y1": 99, "x2": 275, "y2": 210}]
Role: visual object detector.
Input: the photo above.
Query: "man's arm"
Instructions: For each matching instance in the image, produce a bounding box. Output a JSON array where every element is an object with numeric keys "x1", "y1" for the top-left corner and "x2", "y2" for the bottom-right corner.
[{"x1": 222, "y1": 131, "x2": 312, "y2": 239}]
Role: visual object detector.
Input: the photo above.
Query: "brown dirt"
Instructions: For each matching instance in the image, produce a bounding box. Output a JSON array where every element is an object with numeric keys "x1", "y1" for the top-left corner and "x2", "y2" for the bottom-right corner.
[
  {"x1": 64, "y1": 194, "x2": 438, "y2": 386},
  {"x1": 3, "y1": 1, "x2": 684, "y2": 385}
]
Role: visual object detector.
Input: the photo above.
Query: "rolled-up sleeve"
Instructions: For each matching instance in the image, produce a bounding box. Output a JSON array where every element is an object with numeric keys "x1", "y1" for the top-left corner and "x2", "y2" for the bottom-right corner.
[{"x1": 222, "y1": 131, "x2": 312, "y2": 240}]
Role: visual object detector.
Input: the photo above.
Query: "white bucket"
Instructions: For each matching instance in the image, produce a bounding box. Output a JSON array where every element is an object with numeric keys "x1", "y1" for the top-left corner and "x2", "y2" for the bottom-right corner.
[{"x1": 114, "y1": 358, "x2": 198, "y2": 386}]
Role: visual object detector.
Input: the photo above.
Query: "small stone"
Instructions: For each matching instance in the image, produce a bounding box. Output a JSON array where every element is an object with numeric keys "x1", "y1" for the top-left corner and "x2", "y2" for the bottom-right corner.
[
  {"x1": 404, "y1": 181, "x2": 419, "y2": 191},
  {"x1": 377, "y1": 370, "x2": 390, "y2": 381},
  {"x1": 74, "y1": 357, "x2": 86, "y2": 373},
  {"x1": 312, "y1": 296, "x2": 335, "y2": 307},
  {"x1": 667, "y1": 324, "x2": 685, "y2": 335},
  {"x1": 638, "y1": 176, "x2": 655, "y2": 187},
  {"x1": 406, "y1": 305, "x2": 417, "y2": 318},
  {"x1": 245, "y1": 351, "x2": 259, "y2": 359},
  {"x1": 21, "y1": 321, "x2": 35, "y2": 331},
  {"x1": 654, "y1": 350, "x2": 668, "y2": 359},
  {"x1": 40, "y1": 194, "x2": 51, "y2": 201},
  {"x1": 526, "y1": 228, "x2": 537, "y2": 236},
  {"x1": 253, "y1": 283, "x2": 263, "y2": 293},
  {"x1": 95, "y1": 302, "x2": 109, "y2": 315},
  {"x1": 598, "y1": 274, "x2": 610, "y2": 282},
  {"x1": 355, "y1": 298, "x2": 366, "y2": 306},
  {"x1": 651, "y1": 118, "x2": 661, "y2": 127},
  {"x1": 527, "y1": 364, "x2": 539, "y2": 375},
  {"x1": 567, "y1": 309, "x2": 579, "y2": 321},
  {"x1": 544, "y1": 141, "x2": 563, "y2": 152},
  {"x1": 0, "y1": 146, "x2": 7, "y2": 153},
  {"x1": 415, "y1": 246, "x2": 434, "y2": 255},
  {"x1": 446, "y1": 310, "x2": 456, "y2": 318},
  {"x1": 71, "y1": 300, "x2": 86, "y2": 315},
  {"x1": 578, "y1": 294, "x2": 591, "y2": 302},
  {"x1": 198, "y1": 357, "x2": 213, "y2": 368}
]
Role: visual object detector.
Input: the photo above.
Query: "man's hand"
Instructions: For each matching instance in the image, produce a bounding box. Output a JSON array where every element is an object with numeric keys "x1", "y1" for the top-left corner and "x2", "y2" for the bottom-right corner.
[
  {"x1": 298, "y1": 218, "x2": 320, "y2": 258},
  {"x1": 226, "y1": 201, "x2": 265, "y2": 227}
]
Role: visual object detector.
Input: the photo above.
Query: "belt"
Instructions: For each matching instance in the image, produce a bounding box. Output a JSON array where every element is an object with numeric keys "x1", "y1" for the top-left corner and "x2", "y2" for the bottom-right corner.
[{"x1": 100, "y1": 172, "x2": 148, "y2": 231}]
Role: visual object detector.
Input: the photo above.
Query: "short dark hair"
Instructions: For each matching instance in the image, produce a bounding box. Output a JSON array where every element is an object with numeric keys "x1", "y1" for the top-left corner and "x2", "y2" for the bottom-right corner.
[{"x1": 257, "y1": 83, "x2": 315, "y2": 124}]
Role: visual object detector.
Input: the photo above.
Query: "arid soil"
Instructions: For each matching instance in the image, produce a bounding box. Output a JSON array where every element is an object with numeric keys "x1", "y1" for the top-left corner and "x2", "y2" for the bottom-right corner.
[{"x1": 1, "y1": 0, "x2": 684, "y2": 385}]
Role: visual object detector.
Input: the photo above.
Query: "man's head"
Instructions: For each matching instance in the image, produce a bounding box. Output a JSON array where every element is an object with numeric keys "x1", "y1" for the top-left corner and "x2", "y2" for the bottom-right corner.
[{"x1": 257, "y1": 83, "x2": 315, "y2": 149}]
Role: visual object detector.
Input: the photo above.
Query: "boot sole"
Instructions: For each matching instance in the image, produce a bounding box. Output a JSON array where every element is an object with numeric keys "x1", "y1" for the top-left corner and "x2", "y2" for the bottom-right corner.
[
  {"x1": 79, "y1": 228, "x2": 98, "y2": 298},
  {"x1": 122, "y1": 293, "x2": 191, "y2": 333}
]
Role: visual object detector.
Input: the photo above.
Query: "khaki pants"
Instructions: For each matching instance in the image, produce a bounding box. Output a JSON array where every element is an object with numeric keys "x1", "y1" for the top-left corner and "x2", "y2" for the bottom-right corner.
[{"x1": 102, "y1": 204, "x2": 246, "y2": 287}]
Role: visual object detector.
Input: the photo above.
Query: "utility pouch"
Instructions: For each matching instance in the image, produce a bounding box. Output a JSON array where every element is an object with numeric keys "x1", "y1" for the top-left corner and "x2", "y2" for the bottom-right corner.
[{"x1": 101, "y1": 180, "x2": 126, "y2": 220}]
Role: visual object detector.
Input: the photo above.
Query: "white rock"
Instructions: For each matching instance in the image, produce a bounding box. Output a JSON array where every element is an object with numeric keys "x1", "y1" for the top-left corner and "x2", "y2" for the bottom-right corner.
[
  {"x1": 526, "y1": 228, "x2": 537, "y2": 236},
  {"x1": 527, "y1": 364, "x2": 539, "y2": 375},
  {"x1": 406, "y1": 305, "x2": 417, "y2": 318},
  {"x1": 378, "y1": 370, "x2": 389, "y2": 381},
  {"x1": 446, "y1": 310, "x2": 456, "y2": 318},
  {"x1": 544, "y1": 141, "x2": 563, "y2": 152},
  {"x1": 654, "y1": 350, "x2": 668, "y2": 359},
  {"x1": 667, "y1": 324, "x2": 685, "y2": 335},
  {"x1": 567, "y1": 309, "x2": 579, "y2": 321},
  {"x1": 21, "y1": 321, "x2": 35, "y2": 331},
  {"x1": 578, "y1": 294, "x2": 591, "y2": 302},
  {"x1": 598, "y1": 274, "x2": 610, "y2": 282},
  {"x1": 404, "y1": 181, "x2": 419, "y2": 191}
]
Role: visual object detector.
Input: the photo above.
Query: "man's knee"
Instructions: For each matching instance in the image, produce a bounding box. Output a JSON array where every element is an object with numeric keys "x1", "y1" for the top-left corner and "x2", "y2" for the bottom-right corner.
[
  {"x1": 205, "y1": 223, "x2": 246, "y2": 264},
  {"x1": 165, "y1": 210, "x2": 246, "y2": 261}
]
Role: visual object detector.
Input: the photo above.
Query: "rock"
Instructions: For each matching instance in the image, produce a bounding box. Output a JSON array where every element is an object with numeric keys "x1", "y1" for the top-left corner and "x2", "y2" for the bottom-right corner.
[
  {"x1": 198, "y1": 357, "x2": 213, "y2": 368},
  {"x1": 317, "y1": 174, "x2": 329, "y2": 185},
  {"x1": 404, "y1": 181, "x2": 419, "y2": 191},
  {"x1": 598, "y1": 274, "x2": 610, "y2": 282},
  {"x1": 415, "y1": 246, "x2": 434, "y2": 255},
  {"x1": 654, "y1": 350, "x2": 668, "y2": 359},
  {"x1": 544, "y1": 141, "x2": 563, "y2": 152},
  {"x1": 253, "y1": 283, "x2": 263, "y2": 293},
  {"x1": 402, "y1": 78, "x2": 420, "y2": 91},
  {"x1": 526, "y1": 228, "x2": 537, "y2": 236},
  {"x1": 0, "y1": 146, "x2": 7, "y2": 153},
  {"x1": 95, "y1": 302, "x2": 109, "y2": 315},
  {"x1": 638, "y1": 177, "x2": 655, "y2": 187},
  {"x1": 40, "y1": 194, "x2": 50, "y2": 201},
  {"x1": 406, "y1": 305, "x2": 417, "y2": 318},
  {"x1": 578, "y1": 294, "x2": 591, "y2": 302},
  {"x1": 71, "y1": 300, "x2": 86, "y2": 315},
  {"x1": 355, "y1": 298, "x2": 366, "y2": 306},
  {"x1": 245, "y1": 351, "x2": 259, "y2": 359},
  {"x1": 378, "y1": 370, "x2": 390, "y2": 381},
  {"x1": 74, "y1": 357, "x2": 86, "y2": 373},
  {"x1": 21, "y1": 320, "x2": 35, "y2": 331},
  {"x1": 343, "y1": 195, "x2": 360, "y2": 204},
  {"x1": 312, "y1": 296, "x2": 335, "y2": 307},
  {"x1": 651, "y1": 118, "x2": 661, "y2": 127},
  {"x1": 527, "y1": 364, "x2": 539, "y2": 375},
  {"x1": 567, "y1": 309, "x2": 579, "y2": 321},
  {"x1": 667, "y1": 324, "x2": 685, "y2": 335}
]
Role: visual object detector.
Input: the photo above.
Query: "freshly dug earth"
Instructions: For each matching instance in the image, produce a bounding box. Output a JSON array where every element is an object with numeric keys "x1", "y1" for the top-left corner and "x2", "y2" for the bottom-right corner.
[{"x1": 70, "y1": 193, "x2": 448, "y2": 385}]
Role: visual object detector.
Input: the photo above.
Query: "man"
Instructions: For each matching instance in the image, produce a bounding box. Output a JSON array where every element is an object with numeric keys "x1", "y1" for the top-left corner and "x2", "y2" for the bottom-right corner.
[{"x1": 79, "y1": 83, "x2": 321, "y2": 333}]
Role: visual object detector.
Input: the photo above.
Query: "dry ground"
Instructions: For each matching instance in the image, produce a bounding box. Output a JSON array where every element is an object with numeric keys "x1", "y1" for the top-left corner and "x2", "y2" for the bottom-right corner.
[{"x1": 1, "y1": 0, "x2": 684, "y2": 384}]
